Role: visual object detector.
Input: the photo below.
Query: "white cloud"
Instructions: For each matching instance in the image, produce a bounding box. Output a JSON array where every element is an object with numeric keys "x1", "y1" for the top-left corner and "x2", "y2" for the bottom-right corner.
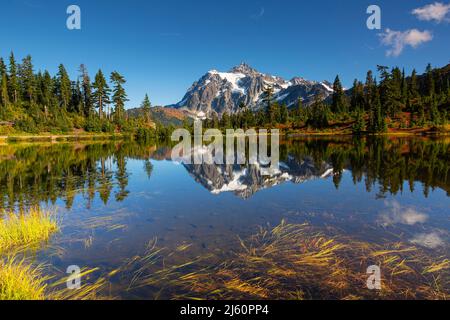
[
  {"x1": 410, "y1": 232, "x2": 445, "y2": 249},
  {"x1": 379, "y1": 28, "x2": 433, "y2": 57},
  {"x1": 378, "y1": 200, "x2": 428, "y2": 227},
  {"x1": 412, "y1": 2, "x2": 450, "y2": 23},
  {"x1": 251, "y1": 7, "x2": 265, "y2": 20}
]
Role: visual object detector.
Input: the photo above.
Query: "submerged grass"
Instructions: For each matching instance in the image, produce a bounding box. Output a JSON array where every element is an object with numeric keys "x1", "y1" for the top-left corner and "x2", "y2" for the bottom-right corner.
[
  {"x1": 48, "y1": 267, "x2": 114, "y2": 300},
  {"x1": 1, "y1": 208, "x2": 448, "y2": 300},
  {"x1": 126, "y1": 220, "x2": 449, "y2": 300}
]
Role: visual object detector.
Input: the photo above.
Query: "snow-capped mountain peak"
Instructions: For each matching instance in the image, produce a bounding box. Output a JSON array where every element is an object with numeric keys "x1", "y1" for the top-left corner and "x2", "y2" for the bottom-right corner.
[
  {"x1": 172, "y1": 63, "x2": 333, "y2": 116},
  {"x1": 228, "y1": 62, "x2": 259, "y2": 75}
]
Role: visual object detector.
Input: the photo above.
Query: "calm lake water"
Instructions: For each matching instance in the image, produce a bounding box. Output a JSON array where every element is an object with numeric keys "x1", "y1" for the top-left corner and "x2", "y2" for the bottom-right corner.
[{"x1": 1, "y1": 136, "x2": 449, "y2": 299}]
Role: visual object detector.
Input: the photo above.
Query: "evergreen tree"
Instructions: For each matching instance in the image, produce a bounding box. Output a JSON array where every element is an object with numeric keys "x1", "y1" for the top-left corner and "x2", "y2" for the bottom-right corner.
[
  {"x1": 352, "y1": 107, "x2": 366, "y2": 134},
  {"x1": 409, "y1": 69, "x2": 419, "y2": 99},
  {"x1": 262, "y1": 85, "x2": 274, "y2": 124},
  {"x1": 244, "y1": 108, "x2": 255, "y2": 129},
  {"x1": 1, "y1": 72, "x2": 8, "y2": 111},
  {"x1": 38, "y1": 71, "x2": 53, "y2": 118},
  {"x1": 308, "y1": 95, "x2": 329, "y2": 129},
  {"x1": 280, "y1": 103, "x2": 288, "y2": 124},
  {"x1": 92, "y1": 69, "x2": 110, "y2": 119},
  {"x1": 211, "y1": 113, "x2": 219, "y2": 128},
  {"x1": 237, "y1": 102, "x2": 247, "y2": 128},
  {"x1": 401, "y1": 68, "x2": 408, "y2": 105},
  {"x1": 350, "y1": 79, "x2": 364, "y2": 112},
  {"x1": 57, "y1": 64, "x2": 72, "y2": 110},
  {"x1": 429, "y1": 95, "x2": 441, "y2": 126},
  {"x1": 425, "y1": 63, "x2": 435, "y2": 97},
  {"x1": 0, "y1": 58, "x2": 6, "y2": 76},
  {"x1": 19, "y1": 55, "x2": 35, "y2": 105},
  {"x1": 331, "y1": 75, "x2": 347, "y2": 113},
  {"x1": 408, "y1": 69, "x2": 420, "y2": 122},
  {"x1": 141, "y1": 94, "x2": 151, "y2": 124},
  {"x1": 364, "y1": 70, "x2": 376, "y2": 112},
  {"x1": 295, "y1": 97, "x2": 303, "y2": 118},
  {"x1": 268, "y1": 101, "x2": 280, "y2": 125},
  {"x1": 110, "y1": 71, "x2": 128, "y2": 122},
  {"x1": 79, "y1": 64, "x2": 93, "y2": 117},
  {"x1": 8, "y1": 52, "x2": 20, "y2": 105},
  {"x1": 220, "y1": 111, "x2": 231, "y2": 128},
  {"x1": 377, "y1": 65, "x2": 399, "y2": 118},
  {"x1": 369, "y1": 88, "x2": 386, "y2": 133},
  {"x1": 447, "y1": 78, "x2": 450, "y2": 104},
  {"x1": 0, "y1": 58, "x2": 9, "y2": 113},
  {"x1": 70, "y1": 80, "x2": 83, "y2": 114}
]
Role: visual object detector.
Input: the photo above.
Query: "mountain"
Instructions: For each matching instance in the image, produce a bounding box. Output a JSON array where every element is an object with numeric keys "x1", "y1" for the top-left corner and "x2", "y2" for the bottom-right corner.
[
  {"x1": 183, "y1": 156, "x2": 334, "y2": 199},
  {"x1": 170, "y1": 63, "x2": 334, "y2": 117}
]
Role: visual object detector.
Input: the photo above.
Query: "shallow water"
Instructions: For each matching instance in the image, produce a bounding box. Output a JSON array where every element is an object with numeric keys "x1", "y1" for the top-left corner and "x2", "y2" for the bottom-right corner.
[{"x1": 1, "y1": 136, "x2": 449, "y2": 299}]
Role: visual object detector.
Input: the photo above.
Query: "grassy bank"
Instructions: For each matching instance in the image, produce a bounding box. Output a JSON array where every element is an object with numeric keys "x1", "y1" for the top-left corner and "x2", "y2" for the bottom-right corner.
[
  {"x1": 0, "y1": 208, "x2": 58, "y2": 300},
  {"x1": 0, "y1": 208, "x2": 112, "y2": 300},
  {"x1": 0, "y1": 257, "x2": 49, "y2": 300},
  {"x1": 0, "y1": 208, "x2": 58, "y2": 254}
]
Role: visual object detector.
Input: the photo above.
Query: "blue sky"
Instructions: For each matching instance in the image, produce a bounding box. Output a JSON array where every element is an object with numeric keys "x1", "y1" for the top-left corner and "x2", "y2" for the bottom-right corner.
[{"x1": 1, "y1": 0, "x2": 449, "y2": 107}]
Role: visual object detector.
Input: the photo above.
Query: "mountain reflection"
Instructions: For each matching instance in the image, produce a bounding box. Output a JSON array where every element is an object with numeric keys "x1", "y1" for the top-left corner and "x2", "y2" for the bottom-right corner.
[
  {"x1": 183, "y1": 156, "x2": 333, "y2": 199},
  {"x1": 0, "y1": 136, "x2": 448, "y2": 209}
]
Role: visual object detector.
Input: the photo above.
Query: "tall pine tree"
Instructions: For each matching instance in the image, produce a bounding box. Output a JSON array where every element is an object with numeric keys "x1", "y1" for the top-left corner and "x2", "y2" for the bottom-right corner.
[
  {"x1": 79, "y1": 64, "x2": 93, "y2": 117},
  {"x1": 331, "y1": 75, "x2": 347, "y2": 113},
  {"x1": 141, "y1": 94, "x2": 151, "y2": 124},
  {"x1": 8, "y1": 52, "x2": 20, "y2": 105},
  {"x1": 57, "y1": 64, "x2": 72, "y2": 110},
  {"x1": 92, "y1": 69, "x2": 110, "y2": 119},
  {"x1": 110, "y1": 71, "x2": 128, "y2": 123}
]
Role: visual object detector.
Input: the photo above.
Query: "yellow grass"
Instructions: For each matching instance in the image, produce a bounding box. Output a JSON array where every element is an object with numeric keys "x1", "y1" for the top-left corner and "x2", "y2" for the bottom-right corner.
[
  {"x1": 0, "y1": 208, "x2": 114, "y2": 300},
  {"x1": 0, "y1": 208, "x2": 56, "y2": 300},
  {"x1": 0, "y1": 208, "x2": 59, "y2": 254},
  {"x1": 0, "y1": 256, "x2": 48, "y2": 300},
  {"x1": 126, "y1": 220, "x2": 450, "y2": 300}
]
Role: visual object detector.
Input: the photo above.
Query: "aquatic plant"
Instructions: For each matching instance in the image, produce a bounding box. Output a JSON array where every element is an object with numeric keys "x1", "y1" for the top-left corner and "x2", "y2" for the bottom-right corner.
[{"x1": 127, "y1": 220, "x2": 449, "y2": 300}]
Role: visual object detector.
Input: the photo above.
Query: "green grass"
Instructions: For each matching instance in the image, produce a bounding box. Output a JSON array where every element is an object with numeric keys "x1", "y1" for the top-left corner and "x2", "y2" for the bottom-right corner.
[
  {"x1": 0, "y1": 256, "x2": 48, "y2": 300},
  {"x1": 0, "y1": 208, "x2": 59, "y2": 254},
  {"x1": 0, "y1": 208, "x2": 58, "y2": 300}
]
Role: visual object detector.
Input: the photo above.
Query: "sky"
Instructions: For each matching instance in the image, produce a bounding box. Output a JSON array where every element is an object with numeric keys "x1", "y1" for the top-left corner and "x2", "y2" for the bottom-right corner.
[{"x1": 0, "y1": 0, "x2": 449, "y2": 108}]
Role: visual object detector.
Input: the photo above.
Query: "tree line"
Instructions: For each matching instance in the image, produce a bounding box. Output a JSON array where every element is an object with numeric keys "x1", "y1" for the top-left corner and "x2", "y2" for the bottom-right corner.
[
  {"x1": 1, "y1": 53, "x2": 448, "y2": 135},
  {"x1": 0, "y1": 52, "x2": 156, "y2": 135},
  {"x1": 203, "y1": 63, "x2": 449, "y2": 133}
]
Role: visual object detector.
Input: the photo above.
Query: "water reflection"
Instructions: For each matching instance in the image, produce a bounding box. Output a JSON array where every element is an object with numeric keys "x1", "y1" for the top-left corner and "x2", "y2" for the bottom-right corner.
[{"x1": 0, "y1": 137, "x2": 448, "y2": 210}]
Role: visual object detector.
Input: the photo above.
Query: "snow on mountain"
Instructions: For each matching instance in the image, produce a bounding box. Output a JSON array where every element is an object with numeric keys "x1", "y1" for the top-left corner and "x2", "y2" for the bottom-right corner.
[
  {"x1": 183, "y1": 156, "x2": 334, "y2": 199},
  {"x1": 170, "y1": 63, "x2": 334, "y2": 117}
]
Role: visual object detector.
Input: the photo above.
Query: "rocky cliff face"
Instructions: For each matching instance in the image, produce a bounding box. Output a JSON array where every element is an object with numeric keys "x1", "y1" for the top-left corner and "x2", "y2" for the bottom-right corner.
[{"x1": 171, "y1": 63, "x2": 334, "y2": 117}]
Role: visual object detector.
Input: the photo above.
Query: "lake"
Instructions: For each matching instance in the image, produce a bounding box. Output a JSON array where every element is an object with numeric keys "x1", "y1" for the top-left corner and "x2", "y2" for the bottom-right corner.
[{"x1": 0, "y1": 136, "x2": 449, "y2": 299}]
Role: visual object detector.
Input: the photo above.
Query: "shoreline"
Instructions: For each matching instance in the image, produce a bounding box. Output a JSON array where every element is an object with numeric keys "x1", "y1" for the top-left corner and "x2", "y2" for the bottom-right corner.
[
  {"x1": 1, "y1": 127, "x2": 449, "y2": 144},
  {"x1": 0, "y1": 133, "x2": 129, "y2": 143}
]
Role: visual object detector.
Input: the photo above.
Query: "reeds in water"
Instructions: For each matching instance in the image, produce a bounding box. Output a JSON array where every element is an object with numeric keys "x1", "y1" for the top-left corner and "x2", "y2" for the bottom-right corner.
[{"x1": 126, "y1": 220, "x2": 449, "y2": 300}]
